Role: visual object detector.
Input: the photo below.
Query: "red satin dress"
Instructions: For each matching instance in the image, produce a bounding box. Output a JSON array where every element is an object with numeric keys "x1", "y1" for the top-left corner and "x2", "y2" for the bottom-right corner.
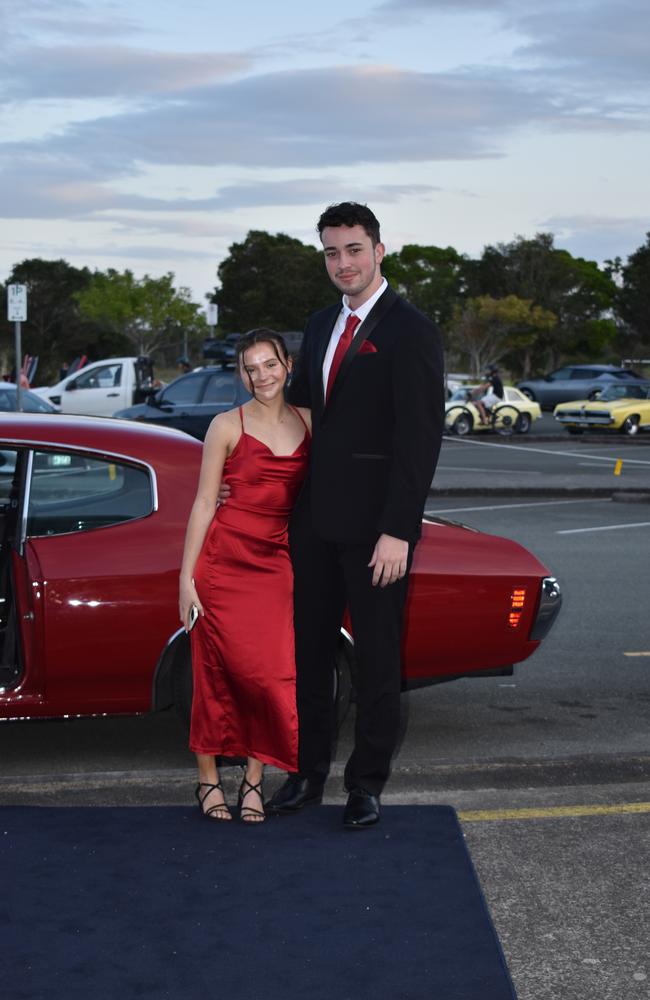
[{"x1": 189, "y1": 406, "x2": 310, "y2": 770}]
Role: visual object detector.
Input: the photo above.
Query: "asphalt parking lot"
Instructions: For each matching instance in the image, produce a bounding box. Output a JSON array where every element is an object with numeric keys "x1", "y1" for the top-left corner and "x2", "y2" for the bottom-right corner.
[{"x1": 2, "y1": 431, "x2": 649, "y2": 1000}]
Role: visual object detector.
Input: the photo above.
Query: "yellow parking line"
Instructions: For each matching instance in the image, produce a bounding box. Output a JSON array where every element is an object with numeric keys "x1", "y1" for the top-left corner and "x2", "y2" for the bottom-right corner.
[{"x1": 458, "y1": 802, "x2": 650, "y2": 822}]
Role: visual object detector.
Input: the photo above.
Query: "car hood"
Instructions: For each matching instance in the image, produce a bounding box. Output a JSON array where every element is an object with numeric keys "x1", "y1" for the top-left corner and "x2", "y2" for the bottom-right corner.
[
  {"x1": 112, "y1": 404, "x2": 149, "y2": 418},
  {"x1": 555, "y1": 397, "x2": 644, "y2": 412},
  {"x1": 554, "y1": 397, "x2": 592, "y2": 410}
]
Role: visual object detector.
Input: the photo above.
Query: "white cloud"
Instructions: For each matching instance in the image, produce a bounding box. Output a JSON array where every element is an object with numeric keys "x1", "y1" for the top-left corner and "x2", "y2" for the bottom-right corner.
[
  {"x1": 543, "y1": 214, "x2": 650, "y2": 263},
  {"x1": 0, "y1": 65, "x2": 601, "y2": 175},
  {"x1": 0, "y1": 45, "x2": 252, "y2": 101}
]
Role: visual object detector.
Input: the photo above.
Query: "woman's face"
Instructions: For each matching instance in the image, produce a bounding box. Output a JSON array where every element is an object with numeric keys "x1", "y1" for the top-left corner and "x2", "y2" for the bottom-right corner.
[{"x1": 241, "y1": 341, "x2": 291, "y2": 401}]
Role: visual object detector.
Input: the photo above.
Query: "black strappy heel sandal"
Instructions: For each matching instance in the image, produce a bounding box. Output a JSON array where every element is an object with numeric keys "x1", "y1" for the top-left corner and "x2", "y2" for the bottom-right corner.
[
  {"x1": 238, "y1": 775, "x2": 266, "y2": 823},
  {"x1": 195, "y1": 781, "x2": 232, "y2": 821}
]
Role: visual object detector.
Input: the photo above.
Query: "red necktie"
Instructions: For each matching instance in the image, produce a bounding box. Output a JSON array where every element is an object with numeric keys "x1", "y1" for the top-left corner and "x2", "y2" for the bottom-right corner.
[{"x1": 326, "y1": 313, "x2": 360, "y2": 402}]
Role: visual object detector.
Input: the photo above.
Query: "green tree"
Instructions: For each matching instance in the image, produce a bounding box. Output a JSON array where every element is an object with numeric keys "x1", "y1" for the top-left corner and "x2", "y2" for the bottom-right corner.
[
  {"x1": 211, "y1": 231, "x2": 337, "y2": 333},
  {"x1": 449, "y1": 295, "x2": 556, "y2": 376},
  {"x1": 382, "y1": 244, "x2": 471, "y2": 328},
  {"x1": 1, "y1": 258, "x2": 120, "y2": 381},
  {"x1": 76, "y1": 270, "x2": 206, "y2": 356},
  {"x1": 615, "y1": 233, "x2": 650, "y2": 354},
  {"x1": 473, "y1": 234, "x2": 617, "y2": 372}
]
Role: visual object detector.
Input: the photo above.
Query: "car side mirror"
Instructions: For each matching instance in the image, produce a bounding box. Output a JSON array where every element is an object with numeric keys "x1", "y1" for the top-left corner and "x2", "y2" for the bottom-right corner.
[
  {"x1": 544, "y1": 375, "x2": 552, "y2": 382},
  {"x1": 65, "y1": 380, "x2": 77, "y2": 391}
]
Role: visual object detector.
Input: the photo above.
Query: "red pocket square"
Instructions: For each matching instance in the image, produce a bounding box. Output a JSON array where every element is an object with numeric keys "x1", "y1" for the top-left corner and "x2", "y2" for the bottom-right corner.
[{"x1": 358, "y1": 340, "x2": 378, "y2": 355}]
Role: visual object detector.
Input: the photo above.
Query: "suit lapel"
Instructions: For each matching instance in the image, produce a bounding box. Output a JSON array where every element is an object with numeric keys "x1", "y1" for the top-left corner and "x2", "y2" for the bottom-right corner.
[
  {"x1": 326, "y1": 286, "x2": 399, "y2": 408},
  {"x1": 313, "y1": 305, "x2": 340, "y2": 414}
]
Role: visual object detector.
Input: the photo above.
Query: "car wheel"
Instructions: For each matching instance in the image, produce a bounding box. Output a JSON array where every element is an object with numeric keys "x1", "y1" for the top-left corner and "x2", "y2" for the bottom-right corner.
[
  {"x1": 515, "y1": 413, "x2": 531, "y2": 434},
  {"x1": 445, "y1": 405, "x2": 473, "y2": 436},
  {"x1": 172, "y1": 629, "x2": 355, "y2": 732},
  {"x1": 520, "y1": 388, "x2": 536, "y2": 402},
  {"x1": 622, "y1": 415, "x2": 640, "y2": 436},
  {"x1": 567, "y1": 428, "x2": 584, "y2": 436},
  {"x1": 172, "y1": 641, "x2": 193, "y2": 729},
  {"x1": 492, "y1": 404, "x2": 520, "y2": 437},
  {"x1": 334, "y1": 635, "x2": 355, "y2": 728}
]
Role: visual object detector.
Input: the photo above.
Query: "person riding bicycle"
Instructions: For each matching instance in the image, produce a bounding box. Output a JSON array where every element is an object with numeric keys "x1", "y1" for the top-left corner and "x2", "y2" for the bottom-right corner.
[{"x1": 472, "y1": 367, "x2": 504, "y2": 425}]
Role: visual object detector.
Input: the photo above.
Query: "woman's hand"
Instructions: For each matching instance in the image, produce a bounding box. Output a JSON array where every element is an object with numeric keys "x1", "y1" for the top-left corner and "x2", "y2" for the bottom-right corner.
[
  {"x1": 217, "y1": 481, "x2": 231, "y2": 504},
  {"x1": 179, "y1": 576, "x2": 203, "y2": 632}
]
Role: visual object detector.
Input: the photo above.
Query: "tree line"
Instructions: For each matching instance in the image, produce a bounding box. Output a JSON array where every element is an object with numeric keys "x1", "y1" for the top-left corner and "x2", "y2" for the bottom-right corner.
[{"x1": 2, "y1": 230, "x2": 649, "y2": 383}]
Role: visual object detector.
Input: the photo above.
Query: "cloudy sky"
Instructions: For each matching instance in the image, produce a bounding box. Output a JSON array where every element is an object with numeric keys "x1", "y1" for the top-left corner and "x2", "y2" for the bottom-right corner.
[{"x1": 1, "y1": 0, "x2": 649, "y2": 305}]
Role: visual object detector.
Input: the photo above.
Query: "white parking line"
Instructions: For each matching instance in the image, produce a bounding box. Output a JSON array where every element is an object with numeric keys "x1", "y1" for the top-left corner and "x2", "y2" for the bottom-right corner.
[
  {"x1": 437, "y1": 465, "x2": 542, "y2": 474},
  {"x1": 425, "y1": 498, "x2": 610, "y2": 515},
  {"x1": 443, "y1": 436, "x2": 650, "y2": 466},
  {"x1": 557, "y1": 521, "x2": 650, "y2": 535}
]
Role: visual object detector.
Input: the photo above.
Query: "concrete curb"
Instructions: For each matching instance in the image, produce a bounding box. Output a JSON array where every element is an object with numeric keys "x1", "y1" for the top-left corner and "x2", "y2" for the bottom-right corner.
[
  {"x1": 427, "y1": 486, "x2": 650, "y2": 499},
  {"x1": 3, "y1": 753, "x2": 649, "y2": 801},
  {"x1": 443, "y1": 433, "x2": 649, "y2": 445}
]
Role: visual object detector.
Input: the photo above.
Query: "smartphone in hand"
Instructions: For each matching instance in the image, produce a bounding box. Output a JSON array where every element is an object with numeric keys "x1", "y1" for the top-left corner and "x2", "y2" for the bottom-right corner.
[{"x1": 188, "y1": 604, "x2": 199, "y2": 631}]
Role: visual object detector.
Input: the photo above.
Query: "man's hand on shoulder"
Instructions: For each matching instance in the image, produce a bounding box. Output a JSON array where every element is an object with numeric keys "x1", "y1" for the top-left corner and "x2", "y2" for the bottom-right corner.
[{"x1": 368, "y1": 533, "x2": 409, "y2": 587}]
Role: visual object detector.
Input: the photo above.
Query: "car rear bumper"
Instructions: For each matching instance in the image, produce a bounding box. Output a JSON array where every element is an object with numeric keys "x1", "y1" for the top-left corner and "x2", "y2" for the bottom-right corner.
[{"x1": 529, "y1": 577, "x2": 562, "y2": 640}]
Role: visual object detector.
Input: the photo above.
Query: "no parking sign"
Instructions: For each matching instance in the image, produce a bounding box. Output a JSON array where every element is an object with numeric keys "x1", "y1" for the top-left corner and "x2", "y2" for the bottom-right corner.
[{"x1": 7, "y1": 284, "x2": 27, "y2": 322}]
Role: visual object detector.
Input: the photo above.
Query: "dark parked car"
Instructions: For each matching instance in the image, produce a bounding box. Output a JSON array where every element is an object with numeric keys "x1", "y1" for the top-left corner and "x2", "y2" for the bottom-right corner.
[
  {"x1": 202, "y1": 333, "x2": 241, "y2": 368},
  {"x1": 517, "y1": 365, "x2": 648, "y2": 409},
  {"x1": 113, "y1": 367, "x2": 250, "y2": 439}
]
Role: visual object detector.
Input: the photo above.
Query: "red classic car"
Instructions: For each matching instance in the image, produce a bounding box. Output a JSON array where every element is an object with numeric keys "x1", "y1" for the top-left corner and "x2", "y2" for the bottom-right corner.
[{"x1": 0, "y1": 414, "x2": 561, "y2": 724}]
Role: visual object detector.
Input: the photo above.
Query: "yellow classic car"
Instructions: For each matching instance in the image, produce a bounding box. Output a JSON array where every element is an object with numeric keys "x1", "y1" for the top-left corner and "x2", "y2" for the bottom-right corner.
[
  {"x1": 445, "y1": 385, "x2": 542, "y2": 436},
  {"x1": 553, "y1": 382, "x2": 650, "y2": 436}
]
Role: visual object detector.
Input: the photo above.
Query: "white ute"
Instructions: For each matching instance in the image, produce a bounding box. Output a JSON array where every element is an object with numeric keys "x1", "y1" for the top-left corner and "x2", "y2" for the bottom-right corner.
[{"x1": 33, "y1": 357, "x2": 156, "y2": 417}]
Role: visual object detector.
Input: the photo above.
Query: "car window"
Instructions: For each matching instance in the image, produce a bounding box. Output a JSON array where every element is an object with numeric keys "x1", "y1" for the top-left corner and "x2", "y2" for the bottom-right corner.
[
  {"x1": 612, "y1": 370, "x2": 638, "y2": 380},
  {"x1": 26, "y1": 451, "x2": 153, "y2": 537},
  {"x1": 0, "y1": 388, "x2": 54, "y2": 413},
  {"x1": 160, "y1": 374, "x2": 204, "y2": 404},
  {"x1": 548, "y1": 367, "x2": 572, "y2": 380},
  {"x1": 0, "y1": 449, "x2": 18, "y2": 508},
  {"x1": 73, "y1": 364, "x2": 122, "y2": 390},
  {"x1": 202, "y1": 374, "x2": 236, "y2": 404},
  {"x1": 569, "y1": 368, "x2": 599, "y2": 379}
]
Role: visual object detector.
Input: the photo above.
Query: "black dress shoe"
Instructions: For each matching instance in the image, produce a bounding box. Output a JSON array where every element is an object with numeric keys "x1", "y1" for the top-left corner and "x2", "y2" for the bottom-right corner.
[
  {"x1": 343, "y1": 788, "x2": 380, "y2": 830},
  {"x1": 265, "y1": 775, "x2": 324, "y2": 815}
]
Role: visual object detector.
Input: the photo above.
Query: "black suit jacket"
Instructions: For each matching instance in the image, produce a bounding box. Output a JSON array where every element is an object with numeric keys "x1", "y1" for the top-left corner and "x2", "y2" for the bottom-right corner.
[{"x1": 288, "y1": 284, "x2": 444, "y2": 545}]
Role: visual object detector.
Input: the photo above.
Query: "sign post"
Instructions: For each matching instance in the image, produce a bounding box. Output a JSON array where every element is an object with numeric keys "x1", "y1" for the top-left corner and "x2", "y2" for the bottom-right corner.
[
  {"x1": 207, "y1": 303, "x2": 218, "y2": 337},
  {"x1": 7, "y1": 285, "x2": 27, "y2": 412}
]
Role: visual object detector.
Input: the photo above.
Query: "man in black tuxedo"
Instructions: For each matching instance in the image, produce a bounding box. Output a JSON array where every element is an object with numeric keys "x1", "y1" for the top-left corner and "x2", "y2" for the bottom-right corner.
[{"x1": 266, "y1": 202, "x2": 444, "y2": 828}]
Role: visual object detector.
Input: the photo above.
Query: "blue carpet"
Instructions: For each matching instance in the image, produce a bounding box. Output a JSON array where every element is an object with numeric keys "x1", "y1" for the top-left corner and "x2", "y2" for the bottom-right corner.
[{"x1": 2, "y1": 805, "x2": 516, "y2": 1000}]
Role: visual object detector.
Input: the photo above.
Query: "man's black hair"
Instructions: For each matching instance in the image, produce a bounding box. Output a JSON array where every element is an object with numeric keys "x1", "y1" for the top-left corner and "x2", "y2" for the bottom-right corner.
[{"x1": 317, "y1": 202, "x2": 381, "y2": 246}]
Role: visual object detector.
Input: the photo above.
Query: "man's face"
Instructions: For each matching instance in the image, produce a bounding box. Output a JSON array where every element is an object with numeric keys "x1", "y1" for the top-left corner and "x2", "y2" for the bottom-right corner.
[{"x1": 321, "y1": 224, "x2": 385, "y2": 307}]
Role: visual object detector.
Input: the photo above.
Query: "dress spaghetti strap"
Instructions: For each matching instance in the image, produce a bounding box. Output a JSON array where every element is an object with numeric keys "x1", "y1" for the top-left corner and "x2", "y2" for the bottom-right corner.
[{"x1": 290, "y1": 405, "x2": 310, "y2": 435}]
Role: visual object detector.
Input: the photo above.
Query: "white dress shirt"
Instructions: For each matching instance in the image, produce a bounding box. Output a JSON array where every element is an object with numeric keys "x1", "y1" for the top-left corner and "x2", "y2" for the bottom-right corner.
[{"x1": 322, "y1": 278, "x2": 388, "y2": 397}]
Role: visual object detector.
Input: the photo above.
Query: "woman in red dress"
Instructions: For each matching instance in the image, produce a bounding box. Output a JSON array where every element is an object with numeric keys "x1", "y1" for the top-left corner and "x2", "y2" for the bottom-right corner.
[{"x1": 179, "y1": 331, "x2": 311, "y2": 823}]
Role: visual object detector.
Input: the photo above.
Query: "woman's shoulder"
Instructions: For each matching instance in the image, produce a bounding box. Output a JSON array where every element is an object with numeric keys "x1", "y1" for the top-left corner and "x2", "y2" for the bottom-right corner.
[{"x1": 205, "y1": 407, "x2": 241, "y2": 446}]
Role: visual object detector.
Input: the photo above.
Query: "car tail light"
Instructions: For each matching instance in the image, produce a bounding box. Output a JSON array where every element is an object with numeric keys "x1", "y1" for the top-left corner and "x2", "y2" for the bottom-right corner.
[{"x1": 508, "y1": 588, "x2": 526, "y2": 628}]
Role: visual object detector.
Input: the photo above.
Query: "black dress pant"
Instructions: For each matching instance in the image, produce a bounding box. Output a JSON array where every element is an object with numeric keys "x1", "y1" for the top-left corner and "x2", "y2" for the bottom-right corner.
[{"x1": 289, "y1": 496, "x2": 412, "y2": 797}]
